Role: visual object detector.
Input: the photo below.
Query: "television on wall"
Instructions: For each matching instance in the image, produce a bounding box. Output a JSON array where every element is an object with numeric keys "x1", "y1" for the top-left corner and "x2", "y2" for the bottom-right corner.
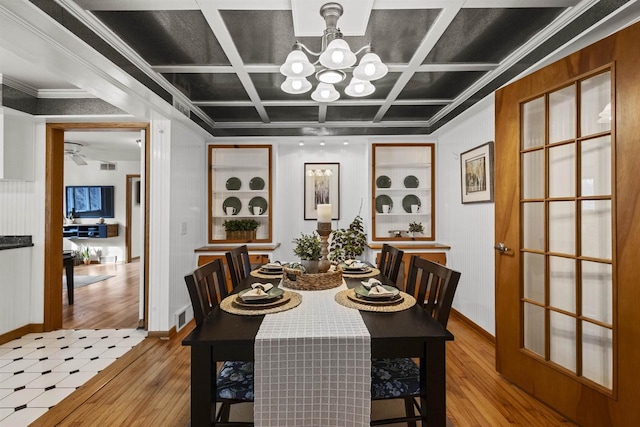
[{"x1": 66, "y1": 185, "x2": 115, "y2": 218}]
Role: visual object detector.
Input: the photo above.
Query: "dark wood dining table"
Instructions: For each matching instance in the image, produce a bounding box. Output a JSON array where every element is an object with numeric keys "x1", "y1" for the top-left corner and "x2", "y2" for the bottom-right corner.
[{"x1": 182, "y1": 269, "x2": 453, "y2": 426}]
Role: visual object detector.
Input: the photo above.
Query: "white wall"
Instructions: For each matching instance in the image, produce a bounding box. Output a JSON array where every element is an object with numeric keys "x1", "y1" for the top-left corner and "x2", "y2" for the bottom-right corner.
[
  {"x1": 433, "y1": 95, "x2": 496, "y2": 335},
  {"x1": 63, "y1": 160, "x2": 141, "y2": 262}
]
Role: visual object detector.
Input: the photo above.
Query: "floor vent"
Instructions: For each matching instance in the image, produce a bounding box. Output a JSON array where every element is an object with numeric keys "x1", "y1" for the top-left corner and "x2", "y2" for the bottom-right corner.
[{"x1": 100, "y1": 162, "x2": 117, "y2": 171}]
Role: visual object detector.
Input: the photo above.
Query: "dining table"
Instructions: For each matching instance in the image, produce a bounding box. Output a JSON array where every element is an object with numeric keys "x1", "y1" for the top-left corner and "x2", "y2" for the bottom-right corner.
[{"x1": 182, "y1": 265, "x2": 453, "y2": 426}]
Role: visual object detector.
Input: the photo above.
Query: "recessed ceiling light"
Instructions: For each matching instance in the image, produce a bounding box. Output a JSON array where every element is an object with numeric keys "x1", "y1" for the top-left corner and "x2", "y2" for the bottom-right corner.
[
  {"x1": 299, "y1": 142, "x2": 304, "y2": 146},
  {"x1": 320, "y1": 142, "x2": 326, "y2": 146},
  {"x1": 343, "y1": 141, "x2": 349, "y2": 145}
]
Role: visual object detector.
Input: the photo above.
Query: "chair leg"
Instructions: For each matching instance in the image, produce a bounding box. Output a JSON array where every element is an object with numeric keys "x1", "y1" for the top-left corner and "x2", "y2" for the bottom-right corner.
[
  {"x1": 404, "y1": 397, "x2": 417, "y2": 427},
  {"x1": 217, "y1": 402, "x2": 231, "y2": 422}
]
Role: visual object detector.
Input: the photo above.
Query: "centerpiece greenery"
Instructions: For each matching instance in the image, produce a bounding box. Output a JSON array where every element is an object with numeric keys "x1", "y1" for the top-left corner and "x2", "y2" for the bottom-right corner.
[
  {"x1": 223, "y1": 218, "x2": 260, "y2": 240},
  {"x1": 293, "y1": 232, "x2": 322, "y2": 273},
  {"x1": 329, "y1": 215, "x2": 367, "y2": 263}
]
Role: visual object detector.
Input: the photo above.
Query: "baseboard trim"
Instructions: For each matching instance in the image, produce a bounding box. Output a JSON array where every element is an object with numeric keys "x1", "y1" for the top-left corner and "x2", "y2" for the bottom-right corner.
[
  {"x1": 0, "y1": 323, "x2": 44, "y2": 346},
  {"x1": 451, "y1": 308, "x2": 495, "y2": 344},
  {"x1": 147, "y1": 325, "x2": 176, "y2": 339}
]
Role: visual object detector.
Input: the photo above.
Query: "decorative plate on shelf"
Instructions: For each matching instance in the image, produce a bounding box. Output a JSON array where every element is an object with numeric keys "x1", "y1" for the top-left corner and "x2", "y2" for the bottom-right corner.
[
  {"x1": 404, "y1": 175, "x2": 419, "y2": 188},
  {"x1": 248, "y1": 196, "x2": 268, "y2": 215},
  {"x1": 375, "y1": 195, "x2": 393, "y2": 213},
  {"x1": 249, "y1": 176, "x2": 265, "y2": 190},
  {"x1": 226, "y1": 177, "x2": 241, "y2": 190},
  {"x1": 402, "y1": 195, "x2": 421, "y2": 213},
  {"x1": 376, "y1": 175, "x2": 391, "y2": 188},
  {"x1": 223, "y1": 197, "x2": 242, "y2": 215}
]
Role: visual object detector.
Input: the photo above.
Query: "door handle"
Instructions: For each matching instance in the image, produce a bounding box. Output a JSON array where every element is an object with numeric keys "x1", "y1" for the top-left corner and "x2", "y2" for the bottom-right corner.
[{"x1": 494, "y1": 242, "x2": 510, "y2": 254}]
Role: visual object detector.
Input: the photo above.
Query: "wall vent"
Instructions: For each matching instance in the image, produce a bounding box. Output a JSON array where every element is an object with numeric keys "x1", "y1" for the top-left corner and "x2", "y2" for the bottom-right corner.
[
  {"x1": 100, "y1": 162, "x2": 117, "y2": 171},
  {"x1": 174, "y1": 304, "x2": 192, "y2": 332}
]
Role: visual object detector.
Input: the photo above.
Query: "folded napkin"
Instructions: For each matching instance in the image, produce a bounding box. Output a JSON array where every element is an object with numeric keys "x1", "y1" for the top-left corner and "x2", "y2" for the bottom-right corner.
[
  {"x1": 241, "y1": 283, "x2": 274, "y2": 300},
  {"x1": 361, "y1": 278, "x2": 382, "y2": 289},
  {"x1": 263, "y1": 262, "x2": 283, "y2": 270},
  {"x1": 367, "y1": 285, "x2": 395, "y2": 298}
]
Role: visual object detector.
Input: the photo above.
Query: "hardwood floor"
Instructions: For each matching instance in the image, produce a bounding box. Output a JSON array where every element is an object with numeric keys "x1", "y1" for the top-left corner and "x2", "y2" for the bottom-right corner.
[
  {"x1": 33, "y1": 312, "x2": 576, "y2": 426},
  {"x1": 62, "y1": 260, "x2": 140, "y2": 330}
]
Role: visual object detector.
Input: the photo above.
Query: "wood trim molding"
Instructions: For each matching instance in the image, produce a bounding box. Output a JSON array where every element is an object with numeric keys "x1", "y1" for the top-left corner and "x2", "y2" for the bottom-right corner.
[
  {"x1": 147, "y1": 326, "x2": 176, "y2": 339},
  {"x1": 0, "y1": 324, "x2": 44, "y2": 346},
  {"x1": 451, "y1": 309, "x2": 495, "y2": 344}
]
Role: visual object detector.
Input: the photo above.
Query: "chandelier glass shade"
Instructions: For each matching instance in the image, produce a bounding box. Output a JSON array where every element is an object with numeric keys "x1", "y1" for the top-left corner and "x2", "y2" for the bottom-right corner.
[{"x1": 280, "y1": 2, "x2": 388, "y2": 102}]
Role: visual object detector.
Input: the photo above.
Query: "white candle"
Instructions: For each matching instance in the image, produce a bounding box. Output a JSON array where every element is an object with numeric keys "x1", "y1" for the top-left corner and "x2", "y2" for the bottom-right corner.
[{"x1": 317, "y1": 204, "x2": 332, "y2": 223}]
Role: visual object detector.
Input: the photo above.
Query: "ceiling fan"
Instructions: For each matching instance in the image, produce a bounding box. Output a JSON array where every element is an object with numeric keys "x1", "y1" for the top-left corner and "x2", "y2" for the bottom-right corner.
[{"x1": 64, "y1": 141, "x2": 88, "y2": 166}]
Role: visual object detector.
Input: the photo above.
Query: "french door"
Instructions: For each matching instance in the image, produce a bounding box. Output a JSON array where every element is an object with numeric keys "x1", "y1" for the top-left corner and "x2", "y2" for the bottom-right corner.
[{"x1": 492, "y1": 19, "x2": 640, "y2": 423}]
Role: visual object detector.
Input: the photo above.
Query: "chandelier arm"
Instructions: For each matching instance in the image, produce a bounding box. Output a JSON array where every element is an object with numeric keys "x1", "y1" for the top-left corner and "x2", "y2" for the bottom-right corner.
[
  {"x1": 352, "y1": 44, "x2": 372, "y2": 57},
  {"x1": 296, "y1": 42, "x2": 323, "y2": 58}
]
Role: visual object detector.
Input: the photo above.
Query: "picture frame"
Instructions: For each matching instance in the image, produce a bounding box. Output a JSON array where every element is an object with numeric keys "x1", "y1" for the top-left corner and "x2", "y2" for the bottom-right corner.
[
  {"x1": 460, "y1": 141, "x2": 494, "y2": 204},
  {"x1": 304, "y1": 162, "x2": 340, "y2": 220}
]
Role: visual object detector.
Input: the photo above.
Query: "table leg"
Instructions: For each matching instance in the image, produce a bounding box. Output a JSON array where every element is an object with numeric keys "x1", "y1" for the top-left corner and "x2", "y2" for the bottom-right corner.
[
  {"x1": 191, "y1": 346, "x2": 213, "y2": 427},
  {"x1": 424, "y1": 340, "x2": 446, "y2": 426},
  {"x1": 64, "y1": 259, "x2": 74, "y2": 305}
]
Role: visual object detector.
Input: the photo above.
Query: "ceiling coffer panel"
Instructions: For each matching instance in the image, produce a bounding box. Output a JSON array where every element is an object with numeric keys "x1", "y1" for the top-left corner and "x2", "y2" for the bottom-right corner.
[
  {"x1": 326, "y1": 106, "x2": 380, "y2": 122},
  {"x1": 94, "y1": 11, "x2": 230, "y2": 65},
  {"x1": 265, "y1": 106, "x2": 320, "y2": 122},
  {"x1": 423, "y1": 8, "x2": 567, "y2": 64},
  {"x1": 383, "y1": 105, "x2": 445, "y2": 122},
  {"x1": 161, "y1": 73, "x2": 249, "y2": 101},
  {"x1": 201, "y1": 106, "x2": 262, "y2": 123},
  {"x1": 398, "y1": 71, "x2": 488, "y2": 100}
]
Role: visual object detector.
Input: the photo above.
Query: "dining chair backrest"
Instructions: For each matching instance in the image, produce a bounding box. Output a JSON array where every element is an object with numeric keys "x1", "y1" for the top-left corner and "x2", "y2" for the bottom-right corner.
[
  {"x1": 404, "y1": 256, "x2": 461, "y2": 328},
  {"x1": 184, "y1": 258, "x2": 227, "y2": 326},
  {"x1": 225, "y1": 245, "x2": 252, "y2": 291},
  {"x1": 377, "y1": 244, "x2": 404, "y2": 285}
]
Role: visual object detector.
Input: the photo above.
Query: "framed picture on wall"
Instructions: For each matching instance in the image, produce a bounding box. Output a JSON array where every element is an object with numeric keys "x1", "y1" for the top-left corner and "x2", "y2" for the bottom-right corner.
[
  {"x1": 460, "y1": 141, "x2": 494, "y2": 204},
  {"x1": 304, "y1": 162, "x2": 340, "y2": 220}
]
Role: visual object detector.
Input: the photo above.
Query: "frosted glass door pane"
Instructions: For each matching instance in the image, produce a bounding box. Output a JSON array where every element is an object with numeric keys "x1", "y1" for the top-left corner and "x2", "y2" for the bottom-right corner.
[
  {"x1": 581, "y1": 200, "x2": 612, "y2": 259},
  {"x1": 549, "y1": 201, "x2": 575, "y2": 255},
  {"x1": 580, "y1": 72, "x2": 611, "y2": 136},
  {"x1": 524, "y1": 303, "x2": 545, "y2": 357},
  {"x1": 524, "y1": 253, "x2": 545, "y2": 303},
  {"x1": 523, "y1": 150, "x2": 545, "y2": 199},
  {"x1": 523, "y1": 202, "x2": 545, "y2": 251},
  {"x1": 549, "y1": 86, "x2": 576, "y2": 143},
  {"x1": 550, "y1": 311, "x2": 576, "y2": 372},
  {"x1": 581, "y1": 136, "x2": 611, "y2": 197},
  {"x1": 549, "y1": 256, "x2": 575, "y2": 313},
  {"x1": 523, "y1": 97, "x2": 545, "y2": 149},
  {"x1": 582, "y1": 322, "x2": 613, "y2": 389},
  {"x1": 549, "y1": 143, "x2": 575, "y2": 197},
  {"x1": 582, "y1": 261, "x2": 612, "y2": 324}
]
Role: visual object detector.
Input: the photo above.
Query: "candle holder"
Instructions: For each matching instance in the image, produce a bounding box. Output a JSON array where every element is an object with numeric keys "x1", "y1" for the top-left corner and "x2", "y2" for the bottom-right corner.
[{"x1": 317, "y1": 221, "x2": 332, "y2": 273}]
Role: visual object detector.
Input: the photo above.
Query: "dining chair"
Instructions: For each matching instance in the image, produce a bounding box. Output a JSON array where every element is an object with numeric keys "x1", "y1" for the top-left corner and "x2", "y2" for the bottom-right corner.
[
  {"x1": 184, "y1": 259, "x2": 254, "y2": 425},
  {"x1": 225, "y1": 245, "x2": 252, "y2": 291},
  {"x1": 377, "y1": 244, "x2": 404, "y2": 286},
  {"x1": 370, "y1": 256, "x2": 461, "y2": 426}
]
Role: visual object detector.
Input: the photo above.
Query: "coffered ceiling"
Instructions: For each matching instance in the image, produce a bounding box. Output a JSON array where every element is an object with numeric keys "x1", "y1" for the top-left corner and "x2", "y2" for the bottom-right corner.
[{"x1": 2, "y1": 0, "x2": 637, "y2": 137}]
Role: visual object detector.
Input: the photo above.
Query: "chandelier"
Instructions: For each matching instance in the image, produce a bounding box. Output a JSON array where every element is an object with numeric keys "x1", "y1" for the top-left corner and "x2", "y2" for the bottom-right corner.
[{"x1": 280, "y1": 2, "x2": 388, "y2": 102}]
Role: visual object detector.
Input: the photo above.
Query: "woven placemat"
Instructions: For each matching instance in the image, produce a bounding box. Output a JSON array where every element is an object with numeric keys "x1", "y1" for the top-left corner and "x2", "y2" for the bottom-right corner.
[
  {"x1": 341, "y1": 267, "x2": 381, "y2": 278},
  {"x1": 220, "y1": 291, "x2": 302, "y2": 316},
  {"x1": 334, "y1": 289, "x2": 416, "y2": 312},
  {"x1": 250, "y1": 269, "x2": 283, "y2": 279}
]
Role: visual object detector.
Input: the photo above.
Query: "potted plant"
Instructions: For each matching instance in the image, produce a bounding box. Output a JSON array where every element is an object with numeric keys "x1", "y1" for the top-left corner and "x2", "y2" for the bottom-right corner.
[
  {"x1": 409, "y1": 221, "x2": 424, "y2": 237},
  {"x1": 81, "y1": 246, "x2": 91, "y2": 265},
  {"x1": 329, "y1": 215, "x2": 367, "y2": 263},
  {"x1": 292, "y1": 232, "x2": 321, "y2": 273},
  {"x1": 223, "y1": 219, "x2": 260, "y2": 240}
]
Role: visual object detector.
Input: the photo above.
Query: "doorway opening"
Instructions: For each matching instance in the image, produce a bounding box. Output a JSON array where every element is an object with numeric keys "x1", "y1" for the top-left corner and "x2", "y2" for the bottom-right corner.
[{"x1": 45, "y1": 122, "x2": 150, "y2": 331}]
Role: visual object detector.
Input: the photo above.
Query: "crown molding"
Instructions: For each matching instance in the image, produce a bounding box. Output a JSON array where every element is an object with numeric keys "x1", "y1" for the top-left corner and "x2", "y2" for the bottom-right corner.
[
  {"x1": 38, "y1": 89, "x2": 96, "y2": 98},
  {"x1": 0, "y1": 75, "x2": 38, "y2": 97}
]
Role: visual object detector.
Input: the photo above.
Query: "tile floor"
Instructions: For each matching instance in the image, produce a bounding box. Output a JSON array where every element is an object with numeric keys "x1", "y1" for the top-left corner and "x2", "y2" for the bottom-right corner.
[{"x1": 0, "y1": 328, "x2": 146, "y2": 426}]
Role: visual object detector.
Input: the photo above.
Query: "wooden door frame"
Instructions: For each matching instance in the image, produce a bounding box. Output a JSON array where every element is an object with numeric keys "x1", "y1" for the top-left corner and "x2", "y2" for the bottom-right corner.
[
  {"x1": 125, "y1": 174, "x2": 141, "y2": 263},
  {"x1": 44, "y1": 122, "x2": 150, "y2": 331}
]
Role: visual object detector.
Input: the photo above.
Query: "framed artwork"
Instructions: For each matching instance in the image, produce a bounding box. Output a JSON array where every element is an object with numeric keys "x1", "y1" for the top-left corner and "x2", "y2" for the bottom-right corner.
[
  {"x1": 460, "y1": 141, "x2": 494, "y2": 204},
  {"x1": 304, "y1": 162, "x2": 340, "y2": 220}
]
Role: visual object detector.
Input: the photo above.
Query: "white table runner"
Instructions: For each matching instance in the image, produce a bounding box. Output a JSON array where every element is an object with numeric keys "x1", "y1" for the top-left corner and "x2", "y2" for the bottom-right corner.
[{"x1": 254, "y1": 282, "x2": 371, "y2": 427}]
